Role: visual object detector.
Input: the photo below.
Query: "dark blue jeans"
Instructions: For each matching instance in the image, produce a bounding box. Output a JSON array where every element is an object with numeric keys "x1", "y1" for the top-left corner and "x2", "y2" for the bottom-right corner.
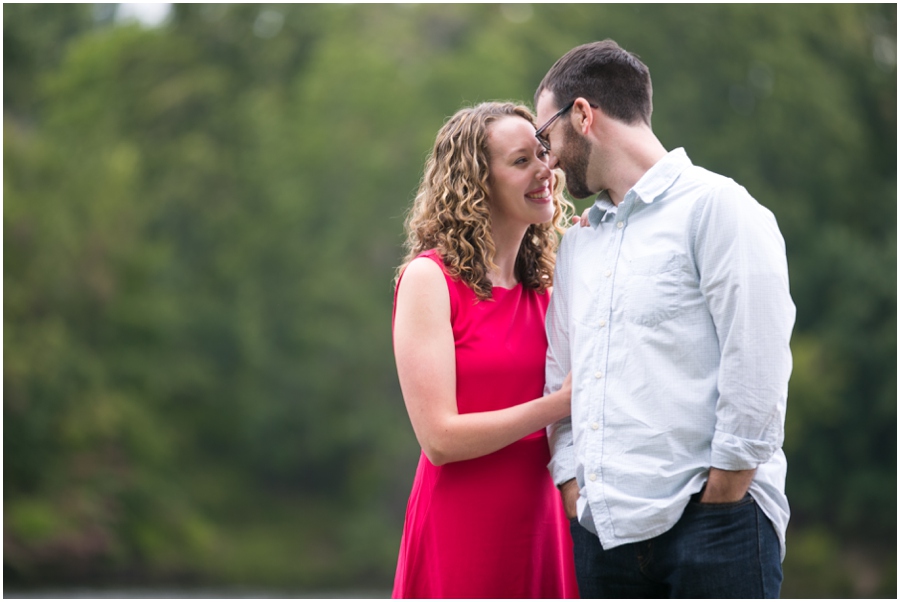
[{"x1": 570, "y1": 494, "x2": 782, "y2": 598}]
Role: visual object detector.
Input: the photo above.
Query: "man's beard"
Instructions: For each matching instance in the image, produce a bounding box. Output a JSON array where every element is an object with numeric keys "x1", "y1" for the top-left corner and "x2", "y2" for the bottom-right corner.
[{"x1": 560, "y1": 122, "x2": 595, "y2": 200}]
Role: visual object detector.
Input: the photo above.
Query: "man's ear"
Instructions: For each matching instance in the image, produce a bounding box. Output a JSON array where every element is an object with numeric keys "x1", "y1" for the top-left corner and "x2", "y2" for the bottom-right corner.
[{"x1": 571, "y1": 98, "x2": 594, "y2": 135}]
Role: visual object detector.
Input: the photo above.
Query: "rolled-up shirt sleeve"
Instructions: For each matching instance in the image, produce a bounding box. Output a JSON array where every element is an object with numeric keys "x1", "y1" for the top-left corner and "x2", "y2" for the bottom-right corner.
[
  {"x1": 694, "y1": 183, "x2": 796, "y2": 471},
  {"x1": 546, "y1": 231, "x2": 576, "y2": 486}
]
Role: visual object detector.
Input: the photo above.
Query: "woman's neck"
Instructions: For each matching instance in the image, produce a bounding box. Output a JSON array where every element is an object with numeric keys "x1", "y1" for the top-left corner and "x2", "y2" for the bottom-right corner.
[{"x1": 488, "y1": 224, "x2": 526, "y2": 288}]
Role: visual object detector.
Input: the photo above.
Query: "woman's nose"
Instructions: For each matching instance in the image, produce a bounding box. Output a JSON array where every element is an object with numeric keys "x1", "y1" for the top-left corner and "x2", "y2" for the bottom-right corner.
[
  {"x1": 546, "y1": 151, "x2": 560, "y2": 170},
  {"x1": 538, "y1": 161, "x2": 553, "y2": 180}
]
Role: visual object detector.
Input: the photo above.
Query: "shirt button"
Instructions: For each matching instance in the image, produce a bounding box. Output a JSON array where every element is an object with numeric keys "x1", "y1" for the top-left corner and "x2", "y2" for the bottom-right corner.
[
  {"x1": 589, "y1": 473, "x2": 597, "y2": 482},
  {"x1": 594, "y1": 371, "x2": 603, "y2": 379},
  {"x1": 591, "y1": 422, "x2": 599, "y2": 430},
  {"x1": 599, "y1": 319, "x2": 607, "y2": 328},
  {"x1": 605, "y1": 269, "x2": 612, "y2": 277},
  {"x1": 617, "y1": 221, "x2": 624, "y2": 229}
]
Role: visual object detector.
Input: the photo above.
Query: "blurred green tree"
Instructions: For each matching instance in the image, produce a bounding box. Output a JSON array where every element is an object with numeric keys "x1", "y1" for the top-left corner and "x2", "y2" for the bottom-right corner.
[{"x1": 4, "y1": 3, "x2": 895, "y2": 597}]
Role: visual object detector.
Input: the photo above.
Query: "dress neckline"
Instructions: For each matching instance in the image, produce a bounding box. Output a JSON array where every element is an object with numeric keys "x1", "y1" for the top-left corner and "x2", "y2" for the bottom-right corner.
[{"x1": 491, "y1": 282, "x2": 522, "y2": 293}]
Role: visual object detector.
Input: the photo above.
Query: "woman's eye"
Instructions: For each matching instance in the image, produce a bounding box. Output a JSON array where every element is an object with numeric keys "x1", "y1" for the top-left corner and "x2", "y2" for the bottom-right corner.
[{"x1": 539, "y1": 149, "x2": 550, "y2": 159}]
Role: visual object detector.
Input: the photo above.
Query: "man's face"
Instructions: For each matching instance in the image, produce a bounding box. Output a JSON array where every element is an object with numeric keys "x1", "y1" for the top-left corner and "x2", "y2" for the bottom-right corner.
[
  {"x1": 535, "y1": 90, "x2": 597, "y2": 200},
  {"x1": 557, "y1": 120, "x2": 594, "y2": 199}
]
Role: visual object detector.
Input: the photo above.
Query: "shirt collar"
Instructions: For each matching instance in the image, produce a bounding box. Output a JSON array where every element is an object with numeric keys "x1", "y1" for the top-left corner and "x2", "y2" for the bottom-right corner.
[
  {"x1": 631, "y1": 147, "x2": 692, "y2": 205},
  {"x1": 587, "y1": 191, "x2": 616, "y2": 227},
  {"x1": 586, "y1": 148, "x2": 692, "y2": 228}
]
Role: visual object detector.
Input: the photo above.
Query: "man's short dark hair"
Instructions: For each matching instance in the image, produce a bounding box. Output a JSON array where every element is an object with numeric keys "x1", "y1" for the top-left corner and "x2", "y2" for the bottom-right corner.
[{"x1": 535, "y1": 40, "x2": 653, "y2": 126}]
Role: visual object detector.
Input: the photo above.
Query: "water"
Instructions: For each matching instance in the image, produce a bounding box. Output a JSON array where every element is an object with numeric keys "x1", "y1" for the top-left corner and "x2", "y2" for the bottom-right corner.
[{"x1": 5, "y1": 588, "x2": 388, "y2": 599}]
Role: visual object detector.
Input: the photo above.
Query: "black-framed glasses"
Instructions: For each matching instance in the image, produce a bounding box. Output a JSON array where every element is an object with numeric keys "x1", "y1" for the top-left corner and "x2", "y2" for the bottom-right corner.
[{"x1": 534, "y1": 99, "x2": 598, "y2": 151}]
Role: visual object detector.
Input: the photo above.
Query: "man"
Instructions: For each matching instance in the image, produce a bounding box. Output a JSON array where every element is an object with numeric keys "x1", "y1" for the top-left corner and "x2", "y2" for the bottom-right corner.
[{"x1": 536, "y1": 40, "x2": 795, "y2": 598}]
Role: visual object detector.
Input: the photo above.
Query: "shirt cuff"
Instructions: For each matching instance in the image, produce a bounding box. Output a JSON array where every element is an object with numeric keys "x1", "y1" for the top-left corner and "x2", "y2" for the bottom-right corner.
[
  {"x1": 548, "y1": 444, "x2": 577, "y2": 487},
  {"x1": 711, "y1": 430, "x2": 777, "y2": 470}
]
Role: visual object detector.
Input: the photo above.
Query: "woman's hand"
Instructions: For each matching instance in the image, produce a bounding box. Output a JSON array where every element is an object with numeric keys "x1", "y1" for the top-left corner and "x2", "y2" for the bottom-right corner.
[
  {"x1": 570, "y1": 207, "x2": 591, "y2": 228},
  {"x1": 549, "y1": 372, "x2": 573, "y2": 421}
]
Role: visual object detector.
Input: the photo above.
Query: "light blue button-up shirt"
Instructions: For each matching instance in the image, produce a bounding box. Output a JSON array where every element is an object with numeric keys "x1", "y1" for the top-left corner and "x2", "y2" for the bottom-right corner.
[{"x1": 545, "y1": 148, "x2": 795, "y2": 559}]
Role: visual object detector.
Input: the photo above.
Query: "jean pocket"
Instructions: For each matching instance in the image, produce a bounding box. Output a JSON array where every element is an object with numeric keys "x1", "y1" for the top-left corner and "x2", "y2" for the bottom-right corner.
[{"x1": 691, "y1": 493, "x2": 754, "y2": 510}]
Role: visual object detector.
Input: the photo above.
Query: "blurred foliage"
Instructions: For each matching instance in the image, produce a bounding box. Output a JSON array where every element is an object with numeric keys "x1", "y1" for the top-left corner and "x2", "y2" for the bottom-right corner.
[{"x1": 3, "y1": 3, "x2": 896, "y2": 597}]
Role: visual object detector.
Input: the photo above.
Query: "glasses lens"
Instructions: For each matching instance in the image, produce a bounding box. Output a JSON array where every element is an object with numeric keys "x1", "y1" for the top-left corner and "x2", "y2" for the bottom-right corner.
[
  {"x1": 537, "y1": 132, "x2": 551, "y2": 151},
  {"x1": 535, "y1": 101, "x2": 574, "y2": 152}
]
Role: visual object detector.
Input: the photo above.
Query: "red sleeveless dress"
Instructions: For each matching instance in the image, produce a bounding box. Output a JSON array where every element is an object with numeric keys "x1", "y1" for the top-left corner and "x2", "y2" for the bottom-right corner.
[{"x1": 392, "y1": 250, "x2": 578, "y2": 599}]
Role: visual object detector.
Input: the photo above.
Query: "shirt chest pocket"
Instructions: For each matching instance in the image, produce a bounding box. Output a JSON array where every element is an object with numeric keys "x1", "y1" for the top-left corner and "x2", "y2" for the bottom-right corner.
[{"x1": 623, "y1": 253, "x2": 689, "y2": 327}]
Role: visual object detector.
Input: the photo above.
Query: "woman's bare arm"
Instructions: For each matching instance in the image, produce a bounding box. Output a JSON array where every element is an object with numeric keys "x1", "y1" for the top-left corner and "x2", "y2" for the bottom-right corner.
[{"x1": 393, "y1": 257, "x2": 571, "y2": 466}]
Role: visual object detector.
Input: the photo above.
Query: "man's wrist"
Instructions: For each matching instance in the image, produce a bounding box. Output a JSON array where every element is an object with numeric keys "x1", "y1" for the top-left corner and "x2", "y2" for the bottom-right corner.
[
  {"x1": 557, "y1": 477, "x2": 576, "y2": 490},
  {"x1": 702, "y1": 467, "x2": 756, "y2": 503},
  {"x1": 557, "y1": 478, "x2": 579, "y2": 519}
]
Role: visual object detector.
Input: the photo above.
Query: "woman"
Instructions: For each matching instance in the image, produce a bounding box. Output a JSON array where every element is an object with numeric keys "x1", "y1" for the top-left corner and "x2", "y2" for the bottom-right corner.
[{"x1": 391, "y1": 102, "x2": 578, "y2": 599}]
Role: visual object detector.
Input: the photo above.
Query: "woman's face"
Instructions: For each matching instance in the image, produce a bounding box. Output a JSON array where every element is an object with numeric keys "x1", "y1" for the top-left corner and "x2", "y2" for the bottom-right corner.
[{"x1": 485, "y1": 116, "x2": 555, "y2": 231}]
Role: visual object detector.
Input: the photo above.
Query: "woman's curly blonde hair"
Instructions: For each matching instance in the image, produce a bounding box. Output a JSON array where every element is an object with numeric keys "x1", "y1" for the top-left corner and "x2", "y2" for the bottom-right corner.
[{"x1": 397, "y1": 102, "x2": 574, "y2": 300}]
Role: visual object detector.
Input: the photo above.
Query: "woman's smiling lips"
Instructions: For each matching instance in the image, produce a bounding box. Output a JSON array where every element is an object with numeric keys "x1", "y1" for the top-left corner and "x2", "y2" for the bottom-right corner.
[{"x1": 525, "y1": 185, "x2": 551, "y2": 203}]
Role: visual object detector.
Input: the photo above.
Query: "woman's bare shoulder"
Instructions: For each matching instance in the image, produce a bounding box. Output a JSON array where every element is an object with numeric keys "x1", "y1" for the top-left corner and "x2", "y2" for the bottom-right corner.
[{"x1": 397, "y1": 255, "x2": 449, "y2": 304}]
